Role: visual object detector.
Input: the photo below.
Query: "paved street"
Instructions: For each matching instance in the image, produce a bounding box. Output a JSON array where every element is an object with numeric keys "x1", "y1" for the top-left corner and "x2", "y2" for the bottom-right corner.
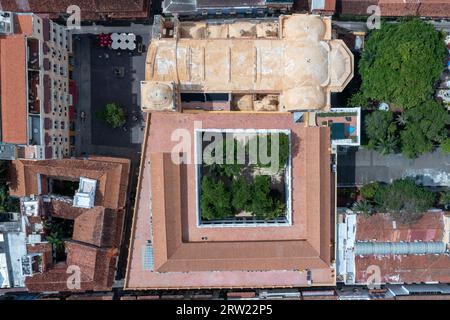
[
  {"x1": 72, "y1": 25, "x2": 152, "y2": 281},
  {"x1": 338, "y1": 148, "x2": 450, "y2": 187}
]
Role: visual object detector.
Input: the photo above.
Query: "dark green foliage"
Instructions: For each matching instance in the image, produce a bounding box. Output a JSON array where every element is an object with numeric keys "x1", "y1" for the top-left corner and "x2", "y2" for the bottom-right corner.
[
  {"x1": 400, "y1": 100, "x2": 450, "y2": 159},
  {"x1": 373, "y1": 179, "x2": 435, "y2": 224},
  {"x1": 96, "y1": 102, "x2": 126, "y2": 128},
  {"x1": 352, "y1": 200, "x2": 374, "y2": 218},
  {"x1": 359, "y1": 19, "x2": 446, "y2": 109},
  {"x1": 200, "y1": 176, "x2": 233, "y2": 220},
  {"x1": 400, "y1": 123, "x2": 433, "y2": 159},
  {"x1": 255, "y1": 133, "x2": 290, "y2": 170},
  {"x1": 441, "y1": 138, "x2": 450, "y2": 154},
  {"x1": 0, "y1": 161, "x2": 19, "y2": 214},
  {"x1": 249, "y1": 176, "x2": 285, "y2": 220},
  {"x1": 439, "y1": 190, "x2": 450, "y2": 207},
  {"x1": 360, "y1": 182, "x2": 380, "y2": 201},
  {"x1": 231, "y1": 177, "x2": 252, "y2": 212},
  {"x1": 0, "y1": 160, "x2": 8, "y2": 185},
  {"x1": 365, "y1": 111, "x2": 399, "y2": 154},
  {"x1": 348, "y1": 91, "x2": 370, "y2": 109}
]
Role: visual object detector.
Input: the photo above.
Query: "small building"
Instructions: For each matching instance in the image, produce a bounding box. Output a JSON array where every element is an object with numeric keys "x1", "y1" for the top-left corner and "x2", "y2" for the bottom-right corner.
[
  {"x1": 310, "y1": 0, "x2": 336, "y2": 15},
  {"x1": 337, "y1": 211, "x2": 450, "y2": 285}
]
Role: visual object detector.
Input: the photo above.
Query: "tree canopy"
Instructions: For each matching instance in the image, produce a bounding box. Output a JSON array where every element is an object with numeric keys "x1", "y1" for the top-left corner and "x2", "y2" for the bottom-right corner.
[
  {"x1": 373, "y1": 179, "x2": 435, "y2": 223},
  {"x1": 200, "y1": 176, "x2": 233, "y2": 220},
  {"x1": 365, "y1": 111, "x2": 399, "y2": 155},
  {"x1": 359, "y1": 19, "x2": 446, "y2": 109}
]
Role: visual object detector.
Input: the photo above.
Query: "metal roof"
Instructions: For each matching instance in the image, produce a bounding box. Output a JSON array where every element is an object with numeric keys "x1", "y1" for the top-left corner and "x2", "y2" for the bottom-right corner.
[{"x1": 355, "y1": 241, "x2": 447, "y2": 256}]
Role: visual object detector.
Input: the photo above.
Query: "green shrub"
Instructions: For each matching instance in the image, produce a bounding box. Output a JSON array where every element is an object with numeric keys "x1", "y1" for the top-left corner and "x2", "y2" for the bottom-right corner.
[
  {"x1": 374, "y1": 179, "x2": 435, "y2": 223},
  {"x1": 441, "y1": 138, "x2": 450, "y2": 154},
  {"x1": 360, "y1": 182, "x2": 380, "y2": 201}
]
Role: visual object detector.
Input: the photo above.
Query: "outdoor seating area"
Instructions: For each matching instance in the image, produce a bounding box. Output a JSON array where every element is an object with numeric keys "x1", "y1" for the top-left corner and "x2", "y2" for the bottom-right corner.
[{"x1": 97, "y1": 33, "x2": 138, "y2": 51}]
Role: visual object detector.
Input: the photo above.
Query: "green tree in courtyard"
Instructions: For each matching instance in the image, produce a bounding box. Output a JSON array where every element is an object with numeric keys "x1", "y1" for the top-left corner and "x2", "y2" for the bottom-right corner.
[
  {"x1": 96, "y1": 102, "x2": 126, "y2": 129},
  {"x1": 231, "y1": 177, "x2": 252, "y2": 212},
  {"x1": 359, "y1": 19, "x2": 446, "y2": 109},
  {"x1": 200, "y1": 176, "x2": 233, "y2": 220},
  {"x1": 255, "y1": 133, "x2": 290, "y2": 170},
  {"x1": 249, "y1": 176, "x2": 285, "y2": 220}
]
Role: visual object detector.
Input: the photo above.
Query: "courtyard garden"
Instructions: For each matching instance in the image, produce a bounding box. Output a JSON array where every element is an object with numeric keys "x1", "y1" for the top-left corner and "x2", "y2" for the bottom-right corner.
[{"x1": 199, "y1": 132, "x2": 291, "y2": 223}]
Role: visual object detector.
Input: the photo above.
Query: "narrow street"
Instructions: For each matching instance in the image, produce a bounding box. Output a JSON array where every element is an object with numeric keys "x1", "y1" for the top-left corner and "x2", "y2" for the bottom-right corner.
[{"x1": 338, "y1": 148, "x2": 450, "y2": 187}]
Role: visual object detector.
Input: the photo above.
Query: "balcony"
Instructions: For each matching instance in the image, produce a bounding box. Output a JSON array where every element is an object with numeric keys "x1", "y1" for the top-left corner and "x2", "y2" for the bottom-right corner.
[
  {"x1": 27, "y1": 38, "x2": 40, "y2": 70},
  {"x1": 28, "y1": 70, "x2": 41, "y2": 115}
]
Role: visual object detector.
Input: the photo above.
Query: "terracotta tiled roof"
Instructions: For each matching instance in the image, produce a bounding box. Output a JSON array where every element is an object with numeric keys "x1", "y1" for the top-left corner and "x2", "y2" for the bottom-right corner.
[
  {"x1": 337, "y1": 0, "x2": 450, "y2": 17},
  {"x1": 126, "y1": 113, "x2": 336, "y2": 289},
  {"x1": 9, "y1": 156, "x2": 130, "y2": 210},
  {"x1": 72, "y1": 207, "x2": 120, "y2": 247},
  {"x1": 0, "y1": 0, "x2": 149, "y2": 20},
  {"x1": 355, "y1": 212, "x2": 450, "y2": 284},
  {"x1": 10, "y1": 156, "x2": 130, "y2": 293},
  {"x1": 0, "y1": 36, "x2": 27, "y2": 144},
  {"x1": 26, "y1": 242, "x2": 118, "y2": 292},
  {"x1": 356, "y1": 255, "x2": 450, "y2": 284}
]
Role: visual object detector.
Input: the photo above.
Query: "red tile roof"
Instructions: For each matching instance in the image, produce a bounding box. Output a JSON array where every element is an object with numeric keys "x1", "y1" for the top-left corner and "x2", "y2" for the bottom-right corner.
[
  {"x1": 355, "y1": 212, "x2": 450, "y2": 284},
  {"x1": 337, "y1": 0, "x2": 450, "y2": 17},
  {"x1": 10, "y1": 156, "x2": 130, "y2": 293},
  {"x1": 0, "y1": 36, "x2": 27, "y2": 144},
  {"x1": 0, "y1": 0, "x2": 149, "y2": 20},
  {"x1": 125, "y1": 113, "x2": 336, "y2": 289},
  {"x1": 356, "y1": 255, "x2": 450, "y2": 284},
  {"x1": 356, "y1": 212, "x2": 445, "y2": 242}
]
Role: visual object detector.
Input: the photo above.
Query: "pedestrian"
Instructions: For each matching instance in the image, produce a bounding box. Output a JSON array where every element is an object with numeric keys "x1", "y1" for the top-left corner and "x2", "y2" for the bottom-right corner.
[{"x1": 80, "y1": 111, "x2": 87, "y2": 123}]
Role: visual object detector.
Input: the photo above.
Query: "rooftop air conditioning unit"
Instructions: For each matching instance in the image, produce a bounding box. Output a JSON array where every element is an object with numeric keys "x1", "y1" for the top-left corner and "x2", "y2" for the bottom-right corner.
[{"x1": 0, "y1": 11, "x2": 14, "y2": 35}]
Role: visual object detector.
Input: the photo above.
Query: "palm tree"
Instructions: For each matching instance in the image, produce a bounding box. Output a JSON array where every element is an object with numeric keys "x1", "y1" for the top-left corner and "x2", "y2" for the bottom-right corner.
[
  {"x1": 352, "y1": 200, "x2": 374, "y2": 218},
  {"x1": 46, "y1": 231, "x2": 65, "y2": 261},
  {"x1": 375, "y1": 134, "x2": 398, "y2": 155},
  {"x1": 395, "y1": 114, "x2": 408, "y2": 126}
]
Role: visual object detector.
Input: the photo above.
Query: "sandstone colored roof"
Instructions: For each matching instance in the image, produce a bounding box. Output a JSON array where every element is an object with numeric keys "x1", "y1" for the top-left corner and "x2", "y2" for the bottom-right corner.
[{"x1": 144, "y1": 14, "x2": 354, "y2": 111}]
